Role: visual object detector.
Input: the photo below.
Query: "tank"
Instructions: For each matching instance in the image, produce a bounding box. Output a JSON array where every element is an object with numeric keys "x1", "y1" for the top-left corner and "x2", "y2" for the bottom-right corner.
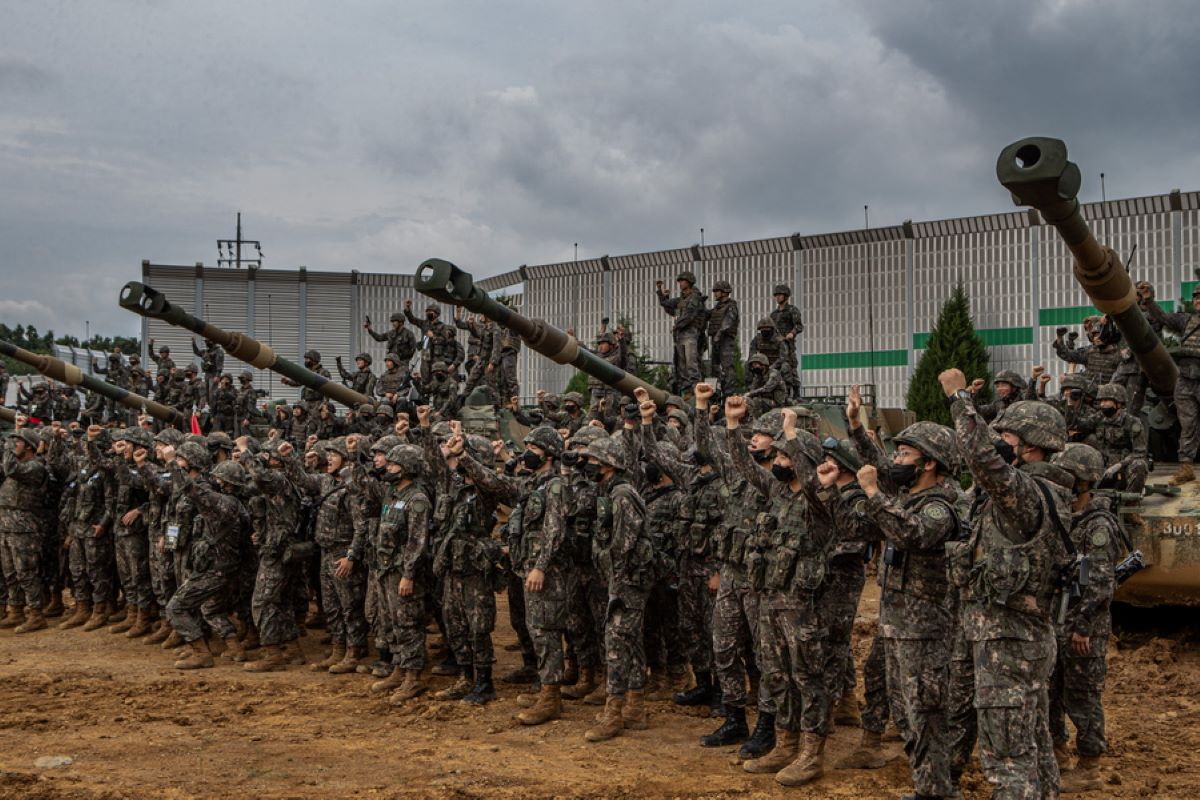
[
  {"x1": 996, "y1": 137, "x2": 1177, "y2": 396},
  {"x1": 119, "y1": 282, "x2": 372, "y2": 409},
  {"x1": 414, "y1": 258, "x2": 668, "y2": 404},
  {"x1": 0, "y1": 340, "x2": 187, "y2": 427},
  {"x1": 0, "y1": 406, "x2": 16, "y2": 427}
]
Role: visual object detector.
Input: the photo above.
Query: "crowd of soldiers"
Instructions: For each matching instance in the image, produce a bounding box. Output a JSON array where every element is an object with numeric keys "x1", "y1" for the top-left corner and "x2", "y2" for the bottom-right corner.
[{"x1": 3, "y1": 276, "x2": 1178, "y2": 799}]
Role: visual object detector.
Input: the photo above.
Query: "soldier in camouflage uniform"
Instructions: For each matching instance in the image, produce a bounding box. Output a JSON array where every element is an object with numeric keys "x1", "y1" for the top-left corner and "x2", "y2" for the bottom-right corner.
[
  {"x1": 1053, "y1": 326, "x2": 1121, "y2": 397},
  {"x1": 192, "y1": 338, "x2": 225, "y2": 405},
  {"x1": 587, "y1": 332, "x2": 625, "y2": 415},
  {"x1": 456, "y1": 311, "x2": 492, "y2": 395},
  {"x1": 582, "y1": 436, "x2": 656, "y2": 742},
  {"x1": 366, "y1": 312, "x2": 417, "y2": 368},
  {"x1": 975, "y1": 369, "x2": 1028, "y2": 424},
  {"x1": 148, "y1": 341, "x2": 176, "y2": 374},
  {"x1": 109, "y1": 428, "x2": 155, "y2": 636},
  {"x1": 1047, "y1": 373, "x2": 1098, "y2": 443},
  {"x1": 0, "y1": 428, "x2": 49, "y2": 632},
  {"x1": 744, "y1": 354, "x2": 787, "y2": 418},
  {"x1": 281, "y1": 350, "x2": 332, "y2": 416},
  {"x1": 336, "y1": 352, "x2": 378, "y2": 398},
  {"x1": 347, "y1": 434, "x2": 401, "y2": 675},
  {"x1": 945, "y1": 375, "x2": 1073, "y2": 799},
  {"x1": 657, "y1": 271, "x2": 708, "y2": 395},
  {"x1": 424, "y1": 361, "x2": 460, "y2": 419},
  {"x1": 1048, "y1": 443, "x2": 1122, "y2": 794},
  {"x1": 1088, "y1": 383, "x2": 1148, "y2": 496},
  {"x1": 770, "y1": 285, "x2": 804, "y2": 400},
  {"x1": 489, "y1": 321, "x2": 521, "y2": 402},
  {"x1": 376, "y1": 353, "x2": 408, "y2": 400},
  {"x1": 707, "y1": 280, "x2": 739, "y2": 396},
  {"x1": 846, "y1": 392, "x2": 961, "y2": 800},
  {"x1": 749, "y1": 316, "x2": 785, "y2": 378},
  {"x1": 461, "y1": 426, "x2": 568, "y2": 725},
  {"x1": 58, "y1": 426, "x2": 115, "y2": 629}
]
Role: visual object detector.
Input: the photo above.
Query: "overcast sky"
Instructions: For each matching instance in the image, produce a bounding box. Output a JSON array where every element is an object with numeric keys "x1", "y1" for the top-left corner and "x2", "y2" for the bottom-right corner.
[{"x1": 3, "y1": 0, "x2": 1198, "y2": 339}]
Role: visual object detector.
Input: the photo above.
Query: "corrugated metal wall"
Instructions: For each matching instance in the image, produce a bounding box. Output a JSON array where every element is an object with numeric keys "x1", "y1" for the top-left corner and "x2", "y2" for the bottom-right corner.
[
  {"x1": 251, "y1": 270, "x2": 302, "y2": 403},
  {"x1": 143, "y1": 264, "x2": 197, "y2": 371},
  {"x1": 700, "y1": 238, "x2": 796, "y2": 367}
]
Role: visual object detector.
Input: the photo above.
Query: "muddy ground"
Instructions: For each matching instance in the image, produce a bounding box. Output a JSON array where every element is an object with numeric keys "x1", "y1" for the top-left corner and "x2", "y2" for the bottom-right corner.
[{"x1": 1, "y1": 584, "x2": 1198, "y2": 799}]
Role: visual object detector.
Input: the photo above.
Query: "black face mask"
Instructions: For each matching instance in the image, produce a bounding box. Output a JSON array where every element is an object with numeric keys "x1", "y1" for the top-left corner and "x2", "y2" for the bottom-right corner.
[
  {"x1": 565, "y1": 404, "x2": 578, "y2": 413},
  {"x1": 381, "y1": 471, "x2": 401, "y2": 483},
  {"x1": 581, "y1": 462, "x2": 601, "y2": 480},
  {"x1": 771, "y1": 464, "x2": 795, "y2": 483},
  {"x1": 644, "y1": 464, "x2": 662, "y2": 485},
  {"x1": 1100, "y1": 406, "x2": 1118, "y2": 418},
  {"x1": 760, "y1": 330, "x2": 773, "y2": 339},
  {"x1": 993, "y1": 438, "x2": 1016, "y2": 465},
  {"x1": 426, "y1": 314, "x2": 436, "y2": 322},
  {"x1": 886, "y1": 463, "x2": 919, "y2": 488},
  {"x1": 434, "y1": 373, "x2": 446, "y2": 381},
  {"x1": 522, "y1": 450, "x2": 544, "y2": 470},
  {"x1": 751, "y1": 367, "x2": 764, "y2": 375},
  {"x1": 750, "y1": 448, "x2": 772, "y2": 464}
]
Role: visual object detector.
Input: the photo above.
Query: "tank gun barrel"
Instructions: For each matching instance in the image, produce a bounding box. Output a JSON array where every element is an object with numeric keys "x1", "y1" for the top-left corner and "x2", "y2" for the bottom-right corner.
[
  {"x1": 415, "y1": 258, "x2": 668, "y2": 404},
  {"x1": 119, "y1": 282, "x2": 371, "y2": 409},
  {"x1": 0, "y1": 340, "x2": 186, "y2": 427},
  {"x1": 0, "y1": 407, "x2": 16, "y2": 425},
  {"x1": 996, "y1": 137, "x2": 1177, "y2": 396}
]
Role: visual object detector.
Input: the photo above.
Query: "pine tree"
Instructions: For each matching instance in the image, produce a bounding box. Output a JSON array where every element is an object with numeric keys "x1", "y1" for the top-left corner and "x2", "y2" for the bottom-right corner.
[{"x1": 906, "y1": 282, "x2": 992, "y2": 425}]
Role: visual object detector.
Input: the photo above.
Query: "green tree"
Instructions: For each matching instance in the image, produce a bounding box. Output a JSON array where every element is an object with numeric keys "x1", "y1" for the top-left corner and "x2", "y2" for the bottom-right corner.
[{"x1": 906, "y1": 282, "x2": 992, "y2": 425}]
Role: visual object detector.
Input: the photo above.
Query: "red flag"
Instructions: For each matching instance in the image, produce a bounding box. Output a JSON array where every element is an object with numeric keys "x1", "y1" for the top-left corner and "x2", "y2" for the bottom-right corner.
[{"x1": 190, "y1": 414, "x2": 202, "y2": 435}]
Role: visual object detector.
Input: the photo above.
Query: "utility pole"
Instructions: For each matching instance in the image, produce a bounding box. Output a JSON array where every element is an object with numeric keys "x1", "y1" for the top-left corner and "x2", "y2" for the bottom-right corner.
[{"x1": 217, "y1": 212, "x2": 263, "y2": 269}]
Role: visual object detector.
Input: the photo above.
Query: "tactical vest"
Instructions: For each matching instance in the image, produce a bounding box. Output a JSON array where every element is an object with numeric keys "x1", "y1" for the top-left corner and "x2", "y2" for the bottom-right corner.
[
  {"x1": 0, "y1": 459, "x2": 45, "y2": 513},
  {"x1": 512, "y1": 474, "x2": 563, "y2": 572},
  {"x1": 683, "y1": 472, "x2": 728, "y2": 560},
  {"x1": 593, "y1": 480, "x2": 653, "y2": 587},
  {"x1": 879, "y1": 490, "x2": 957, "y2": 604},
  {"x1": 72, "y1": 464, "x2": 108, "y2": 524},
  {"x1": 753, "y1": 489, "x2": 829, "y2": 595},
  {"x1": 715, "y1": 477, "x2": 769, "y2": 569},
  {"x1": 1176, "y1": 313, "x2": 1200, "y2": 361},
  {"x1": 644, "y1": 484, "x2": 686, "y2": 581},
  {"x1": 707, "y1": 299, "x2": 732, "y2": 338},
  {"x1": 566, "y1": 475, "x2": 598, "y2": 564},
  {"x1": 374, "y1": 483, "x2": 427, "y2": 572},
  {"x1": 751, "y1": 333, "x2": 781, "y2": 362},
  {"x1": 1092, "y1": 414, "x2": 1138, "y2": 465}
]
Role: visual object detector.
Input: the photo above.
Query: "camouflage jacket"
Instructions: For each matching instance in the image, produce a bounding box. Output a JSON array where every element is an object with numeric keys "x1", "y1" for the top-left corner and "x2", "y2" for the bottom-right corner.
[
  {"x1": 659, "y1": 289, "x2": 707, "y2": 335},
  {"x1": 376, "y1": 481, "x2": 431, "y2": 578},
  {"x1": 368, "y1": 325, "x2": 417, "y2": 364},
  {"x1": 462, "y1": 457, "x2": 566, "y2": 575},
  {"x1": 1087, "y1": 410, "x2": 1147, "y2": 469},
  {"x1": 594, "y1": 475, "x2": 652, "y2": 589},
  {"x1": 183, "y1": 476, "x2": 249, "y2": 575},
  {"x1": 707, "y1": 297, "x2": 739, "y2": 340},
  {"x1": 771, "y1": 303, "x2": 804, "y2": 337},
  {"x1": 1057, "y1": 498, "x2": 1121, "y2": 647},
  {"x1": 243, "y1": 457, "x2": 301, "y2": 558},
  {"x1": 283, "y1": 457, "x2": 360, "y2": 552}
]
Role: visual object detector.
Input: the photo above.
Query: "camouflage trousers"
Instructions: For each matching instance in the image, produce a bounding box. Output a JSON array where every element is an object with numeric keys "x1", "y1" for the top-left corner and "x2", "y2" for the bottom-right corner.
[
  {"x1": 0, "y1": 525, "x2": 45, "y2": 610},
  {"x1": 251, "y1": 552, "x2": 301, "y2": 647},
  {"x1": 1175, "y1": 374, "x2": 1200, "y2": 462},
  {"x1": 947, "y1": 630, "x2": 978, "y2": 785},
  {"x1": 780, "y1": 339, "x2": 800, "y2": 397},
  {"x1": 39, "y1": 519, "x2": 62, "y2": 599},
  {"x1": 565, "y1": 563, "x2": 606, "y2": 670},
  {"x1": 524, "y1": 564, "x2": 567, "y2": 685},
  {"x1": 712, "y1": 563, "x2": 772, "y2": 711},
  {"x1": 113, "y1": 529, "x2": 152, "y2": 610},
  {"x1": 758, "y1": 592, "x2": 829, "y2": 734},
  {"x1": 319, "y1": 549, "x2": 368, "y2": 648},
  {"x1": 673, "y1": 331, "x2": 702, "y2": 393},
  {"x1": 67, "y1": 522, "x2": 112, "y2": 605},
  {"x1": 605, "y1": 582, "x2": 649, "y2": 695},
  {"x1": 645, "y1": 578, "x2": 687, "y2": 676},
  {"x1": 1049, "y1": 636, "x2": 1108, "y2": 758},
  {"x1": 506, "y1": 570, "x2": 536, "y2": 662},
  {"x1": 884, "y1": 636, "x2": 953, "y2": 797},
  {"x1": 676, "y1": 559, "x2": 715, "y2": 675},
  {"x1": 1114, "y1": 369, "x2": 1148, "y2": 417},
  {"x1": 497, "y1": 351, "x2": 519, "y2": 401},
  {"x1": 973, "y1": 635, "x2": 1059, "y2": 800},
  {"x1": 709, "y1": 335, "x2": 737, "y2": 395},
  {"x1": 861, "y1": 632, "x2": 890, "y2": 734},
  {"x1": 166, "y1": 568, "x2": 236, "y2": 643},
  {"x1": 373, "y1": 569, "x2": 427, "y2": 671},
  {"x1": 441, "y1": 571, "x2": 496, "y2": 669},
  {"x1": 823, "y1": 558, "x2": 866, "y2": 699},
  {"x1": 148, "y1": 531, "x2": 176, "y2": 610}
]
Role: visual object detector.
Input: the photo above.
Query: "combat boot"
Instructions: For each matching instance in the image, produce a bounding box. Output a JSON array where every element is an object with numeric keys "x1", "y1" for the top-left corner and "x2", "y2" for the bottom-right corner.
[
  {"x1": 1061, "y1": 755, "x2": 1103, "y2": 793},
  {"x1": 517, "y1": 684, "x2": 562, "y2": 725},
  {"x1": 175, "y1": 639, "x2": 215, "y2": 670},
  {"x1": 109, "y1": 605, "x2": 137, "y2": 634},
  {"x1": 389, "y1": 670, "x2": 429, "y2": 704},
  {"x1": 106, "y1": 603, "x2": 130, "y2": 624},
  {"x1": 833, "y1": 689, "x2": 861, "y2": 726},
  {"x1": 161, "y1": 627, "x2": 184, "y2": 650},
  {"x1": 674, "y1": 671, "x2": 715, "y2": 707},
  {"x1": 621, "y1": 690, "x2": 648, "y2": 730},
  {"x1": 14, "y1": 608, "x2": 47, "y2": 634},
  {"x1": 284, "y1": 641, "x2": 307, "y2": 665},
  {"x1": 0, "y1": 605, "x2": 25, "y2": 629},
  {"x1": 500, "y1": 655, "x2": 538, "y2": 684},
  {"x1": 1170, "y1": 463, "x2": 1195, "y2": 486},
  {"x1": 329, "y1": 645, "x2": 367, "y2": 674},
  {"x1": 584, "y1": 695, "x2": 625, "y2": 742},
  {"x1": 360, "y1": 648, "x2": 392, "y2": 676},
  {"x1": 775, "y1": 733, "x2": 825, "y2": 787},
  {"x1": 737, "y1": 710, "x2": 776, "y2": 757},
  {"x1": 243, "y1": 644, "x2": 288, "y2": 672},
  {"x1": 563, "y1": 666, "x2": 599, "y2": 700},
  {"x1": 144, "y1": 621, "x2": 173, "y2": 645},
  {"x1": 240, "y1": 628, "x2": 260, "y2": 653},
  {"x1": 430, "y1": 652, "x2": 460, "y2": 677},
  {"x1": 562, "y1": 655, "x2": 579, "y2": 687},
  {"x1": 81, "y1": 602, "x2": 110, "y2": 632},
  {"x1": 125, "y1": 607, "x2": 153, "y2": 638},
  {"x1": 44, "y1": 593, "x2": 64, "y2": 618},
  {"x1": 516, "y1": 682, "x2": 543, "y2": 708},
  {"x1": 435, "y1": 667, "x2": 475, "y2": 700},
  {"x1": 835, "y1": 729, "x2": 887, "y2": 769},
  {"x1": 222, "y1": 635, "x2": 245, "y2": 662},
  {"x1": 370, "y1": 663, "x2": 406, "y2": 694},
  {"x1": 583, "y1": 676, "x2": 608, "y2": 705},
  {"x1": 700, "y1": 706, "x2": 749, "y2": 747},
  {"x1": 59, "y1": 601, "x2": 92, "y2": 630},
  {"x1": 312, "y1": 643, "x2": 347, "y2": 671},
  {"x1": 743, "y1": 729, "x2": 798, "y2": 774},
  {"x1": 644, "y1": 669, "x2": 669, "y2": 701},
  {"x1": 1054, "y1": 740, "x2": 1072, "y2": 772},
  {"x1": 462, "y1": 666, "x2": 496, "y2": 705}
]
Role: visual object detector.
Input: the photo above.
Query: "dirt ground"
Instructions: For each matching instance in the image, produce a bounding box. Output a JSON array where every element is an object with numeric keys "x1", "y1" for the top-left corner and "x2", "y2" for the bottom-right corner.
[{"x1": 1, "y1": 584, "x2": 1198, "y2": 800}]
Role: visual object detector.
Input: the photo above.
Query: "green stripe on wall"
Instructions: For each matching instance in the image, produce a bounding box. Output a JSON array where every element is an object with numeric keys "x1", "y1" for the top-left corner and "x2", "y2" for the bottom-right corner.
[
  {"x1": 912, "y1": 326, "x2": 1033, "y2": 350},
  {"x1": 1039, "y1": 300, "x2": 1173, "y2": 327},
  {"x1": 803, "y1": 349, "x2": 908, "y2": 370}
]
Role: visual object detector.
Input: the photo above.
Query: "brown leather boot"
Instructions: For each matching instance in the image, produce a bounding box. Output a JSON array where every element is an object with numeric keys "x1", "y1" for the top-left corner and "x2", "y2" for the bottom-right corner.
[
  {"x1": 835, "y1": 729, "x2": 887, "y2": 769},
  {"x1": 389, "y1": 670, "x2": 430, "y2": 704},
  {"x1": 243, "y1": 644, "x2": 288, "y2": 672},
  {"x1": 1170, "y1": 463, "x2": 1195, "y2": 486},
  {"x1": 82, "y1": 602, "x2": 110, "y2": 632},
  {"x1": 644, "y1": 669, "x2": 669, "y2": 701},
  {"x1": 744, "y1": 729, "x2": 799, "y2": 773},
  {"x1": 833, "y1": 690, "x2": 861, "y2": 726},
  {"x1": 328, "y1": 646, "x2": 366, "y2": 675},
  {"x1": 144, "y1": 621, "x2": 172, "y2": 645},
  {"x1": 584, "y1": 695, "x2": 626, "y2": 742},
  {"x1": 621, "y1": 690, "x2": 649, "y2": 730},
  {"x1": 14, "y1": 608, "x2": 47, "y2": 634},
  {"x1": 174, "y1": 639, "x2": 216, "y2": 670},
  {"x1": 0, "y1": 605, "x2": 24, "y2": 629},
  {"x1": 125, "y1": 607, "x2": 153, "y2": 638},
  {"x1": 435, "y1": 672, "x2": 474, "y2": 700},
  {"x1": 517, "y1": 684, "x2": 563, "y2": 725},
  {"x1": 562, "y1": 656, "x2": 579, "y2": 687},
  {"x1": 109, "y1": 605, "x2": 138, "y2": 634},
  {"x1": 285, "y1": 642, "x2": 307, "y2": 665},
  {"x1": 59, "y1": 601, "x2": 92, "y2": 630},
  {"x1": 776, "y1": 733, "x2": 826, "y2": 787},
  {"x1": 44, "y1": 593, "x2": 64, "y2": 618},
  {"x1": 371, "y1": 665, "x2": 406, "y2": 694},
  {"x1": 562, "y1": 667, "x2": 598, "y2": 700},
  {"x1": 1061, "y1": 755, "x2": 1102, "y2": 793},
  {"x1": 1054, "y1": 740, "x2": 1072, "y2": 772},
  {"x1": 241, "y1": 628, "x2": 260, "y2": 652},
  {"x1": 222, "y1": 635, "x2": 245, "y2": 662},
  {"x1": 583, "y1": 673, "x2": 608, "y2": 705},
  {"x1": 106, "y1": 603, "x2": 130, "y2": 624},
  {"x1": 311, "y1": 643, "x2": 347, "y2": 671},
  {"x1": 161, "y1": 627, "x2": 184, "y2": 650}
]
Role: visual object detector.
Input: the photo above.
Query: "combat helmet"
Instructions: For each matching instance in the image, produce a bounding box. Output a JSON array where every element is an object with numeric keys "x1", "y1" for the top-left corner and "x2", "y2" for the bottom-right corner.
[
  {"x1": 176, "y1": 441, "x2": 211, "y2": 470},
  {"x1": 304, "y1": 349, "x2": 322, "y2": 363},
  {"x1": 712, "y1": 280, "x2": 733, "y2": 294},
  {"x1": 596, "y1": 332, "x2": 617, "y2": 348},
  {"x1": 385, "y1": 444, "x2": 424, "y2": 475},
  {"x1": 772, "y1": 284, "x2": 791, "y2": 297},
  {"x1": 425, "y1": 303, "x2": 441, "y2": 316},
  {"x1": 385, "y1": 352, "x2": 402, "y2": 366},
  {"x1": 123, "y1": 428, "x2": 154, "y2": 450},
  {"x1": 676, "y1": 270, "x2": 697, "y2": 286},
  {"x1": 8, "y1": 429, "x2": 40, "y2": 450},
  {"x1": 355, "y1": 352, "x2": 373, "y2": 366},
  {"x1": 583, "y1": 438, "x2": 624, "y2": 469},
  {"x1": 370, "y1": 435, "x2": 403, "y2": 455},
  {"x1": 563, "y1": 391, "x2": 584, "y2": 407},
  {"x1": 465, "y1": 434, "x2": 495, "y2": 466},
  {"x1": 747, "y1": 354, "x2": 770, "y2": 369},
  {"x1": 207, "y1": 431, "x2": 233, "y2": 452},
  {"x1": 751, "y1": 408, "x2": 785, "y2": 438},
  {"x1": 994, "y1": 401, "x2": 1067, "y2": 453},
  {"x1": 432, "y1": 361, "x2": 448, "y2": 374},
  {"x1": 894, "y1": 421, "x2": 957, "y2": 469},
  {"x1": 756, "y1": 317, "x2": 775, "y2": 331},
  {"x1": 774, "y1": 430, "x2": 823, "y2": 466},
  {"x1": 993, "y1": 369, "x2": 1028, "y2": 392},
  {"x1": 389, "y1": 312, "x2": 404, "y2": 323},
  {"x1": 524, "y1": 426, "x2": 562, "y2": 459},
  {"x1": 1096, "y1": 383, "x2": 1128, "y2": 405},
  {"x1": 568, "y1": 426, "x2": 607, "y2": 448},
  {"x1": 1051, "y1": 443, "x2": 1106, "y2": 484},
  {"x1": 1060, "y1": 373, "x2": 1088, "y2": 393},
  {"x1": 324, "y1": 437, "x2": 350, "y2": 461},
  {"x1": 211, "y1": 460, "x2": 249, "y2": 488},
  {"x1": 155, "y1": 428, "x2": 185, "y2": 446},
  {"x1": 822, "y1": 437, "x2": 862, "y2": 473}
]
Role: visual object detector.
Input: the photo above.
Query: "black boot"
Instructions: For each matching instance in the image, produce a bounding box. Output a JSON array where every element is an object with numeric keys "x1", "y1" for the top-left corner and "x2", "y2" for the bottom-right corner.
[
  {"x1": 709, "y1": 691, "x2": 726, "y2": 718},
  {"x1": 700, "y1": 705, "x2": 749, "y2": 747},
  {"x1": 359, "y1": 647, "x2": 392, "y2": 676},
  {"x1": 674, "y1": 671, "x2": 715, "y2": 706},
  {"x1": 737, "y1": 710, "x2": 776, "y2": 759},
  {"x1": 431, "y1": 651, "x2": 461, "y2": 676},
  {"x1": 463, "y1": 666, "x2": 496, "y2": 705}
]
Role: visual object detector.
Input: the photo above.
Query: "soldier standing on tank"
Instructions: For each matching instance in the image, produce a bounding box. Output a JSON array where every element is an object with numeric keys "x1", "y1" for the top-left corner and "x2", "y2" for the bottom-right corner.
[
  {"x1": 405, "y1": 300, "x2": 446, "y2": 383},
  {"x1": 707, "y1": 280, "x2": 739, "y2": 396},
  {"x1": 771, "y1": 285, "x2": 804, "y2": 400},
  {"x1": 148, "y1": 341, "x2": 176, "y2": 374},
  {"x1": 1089, "y1": 383, "x2": 1148, "y2": 498},
  {"x1": 488, "y1": 321, "x2": 521, "y2": 403},
  {"x1": 336, "y1": 352, "x2": 378, "y2": 398},
  {"x1": 1142, "y1": 282, "x2": 1200, "y2": 484},
  {"x1": 1053, "y1": 324, "x2": 1121, "y2": 398},
  {"x1": 454, "y1": 309, "x2": 485, "y2": 392},
  {"x1": 376, "y1": 353, "x2": 407, "y2": 400},
  {"x1": 366, "y1": 312, "x2": 417, "y2": 369},
  {"x1": 0, "y1": 429, "x2": 49, "y2": 633},
  {"x1": 942, "y1": 369, "x2": 1072, "y2": 799},
  {"x1": 744, "y1": 354, "x2": 787, "y2": 418},
  {"x1": 587, "y1": 332, "x2": 624, "y2": 415},
  {"x1": 192, "y1": 338, "x2": 225, "y2": 405},
  {"x1": 656, "y1": 271, "x2": 707, "y2": 396},
  {"x1": 281, "y1": 350, "x2": 332, "y2": 416},
  {"x1": 1046, "y1": 373, "x2": 1099, "y2": 443},
  {"x1": 209, "y1": 375, "x2": 237, "y2": 433},
  {"x1": 749, "y1": 317, "x2": 785, "y2": 380},
  {"x1": 1047, "y1": 443, "x2": 1122, "y2": 795}
]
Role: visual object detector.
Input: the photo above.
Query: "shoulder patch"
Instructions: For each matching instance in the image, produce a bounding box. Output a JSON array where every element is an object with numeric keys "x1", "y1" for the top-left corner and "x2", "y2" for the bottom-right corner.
[
  {"x1": 923, "y1": 503, "x2": 949, "y2": 521},
  {"x1": 1089, "y1": 528, "x2": 1108, "y2": 548},
  {"x1": 853, "y1": 500, "x2": 867, "y2": 516}
]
